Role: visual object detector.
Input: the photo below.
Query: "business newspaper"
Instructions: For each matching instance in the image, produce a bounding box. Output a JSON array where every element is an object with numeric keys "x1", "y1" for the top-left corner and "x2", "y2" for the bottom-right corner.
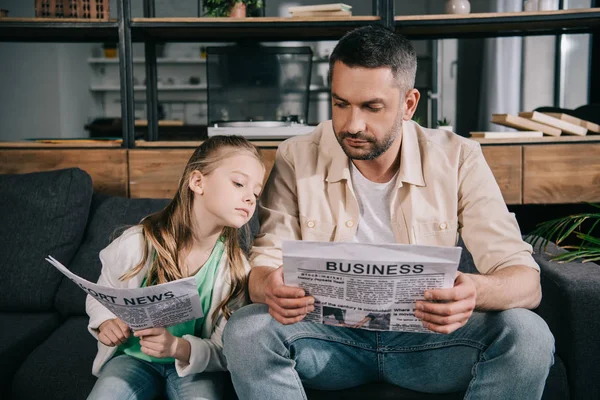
[
  {"x1": 283, "y1": 241, "x2": 462, "y2": 333},
  {"x1": 46, "y1": 256, "x2": 203, "y2": 330}
]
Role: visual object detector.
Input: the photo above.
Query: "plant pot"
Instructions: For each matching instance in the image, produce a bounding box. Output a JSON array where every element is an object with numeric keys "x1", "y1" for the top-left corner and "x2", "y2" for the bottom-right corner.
[
  {"x1": 438, "y1": 125, "x2": 454, "y2": 132},
  {"x1": 229, "y1": 2, "x2": 246, "y2": 18}
]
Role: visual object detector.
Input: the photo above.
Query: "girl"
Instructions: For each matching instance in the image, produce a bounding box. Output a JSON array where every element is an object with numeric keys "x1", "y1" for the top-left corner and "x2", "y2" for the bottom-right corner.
[{"x1": 86, "y1": 135, "x2": 265, "y2": 400}]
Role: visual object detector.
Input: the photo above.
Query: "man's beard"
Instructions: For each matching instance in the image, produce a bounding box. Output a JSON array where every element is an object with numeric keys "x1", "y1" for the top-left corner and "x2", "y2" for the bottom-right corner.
[{"x1": 334, "y1": 114, "x2": 403, "y2": 160}]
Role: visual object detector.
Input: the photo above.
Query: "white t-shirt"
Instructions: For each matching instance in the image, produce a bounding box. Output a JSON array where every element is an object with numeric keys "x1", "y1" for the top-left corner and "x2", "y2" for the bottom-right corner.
[{"x1": 350, "y1": 161, "x2": 397, "y2": 244}]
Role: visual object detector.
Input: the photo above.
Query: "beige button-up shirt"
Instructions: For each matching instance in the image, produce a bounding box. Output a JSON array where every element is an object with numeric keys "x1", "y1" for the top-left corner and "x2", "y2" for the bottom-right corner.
[{"x1": 251, "y1": 120, "x2": 538, "y2": 275}]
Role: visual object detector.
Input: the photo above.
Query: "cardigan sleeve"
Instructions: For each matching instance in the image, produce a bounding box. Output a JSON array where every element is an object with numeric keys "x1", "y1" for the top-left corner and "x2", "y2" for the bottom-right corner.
[
  {"x1": 86, "y1": 227, "x2": 147, "y2": 338},
  {"x1": 175, "y1": 316, "x2": 228, "y2": 375}
]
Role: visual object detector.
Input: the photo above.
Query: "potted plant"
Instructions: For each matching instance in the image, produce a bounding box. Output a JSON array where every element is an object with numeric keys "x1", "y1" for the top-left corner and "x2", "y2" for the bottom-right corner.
[
  {"x1": 527, "y1": 204, "x2": 600, "y2": 263},
  {"x1": 203, "y1": 0, "x2": 263, "y2": 18},
  {"x1": 437, "y1": 117, "x2": 453, "y2": 132}
]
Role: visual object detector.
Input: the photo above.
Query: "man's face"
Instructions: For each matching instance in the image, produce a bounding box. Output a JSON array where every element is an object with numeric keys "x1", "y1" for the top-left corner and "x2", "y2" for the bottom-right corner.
[{"x1": 331, "y1": 61, "x2": 404, "y2": 160}]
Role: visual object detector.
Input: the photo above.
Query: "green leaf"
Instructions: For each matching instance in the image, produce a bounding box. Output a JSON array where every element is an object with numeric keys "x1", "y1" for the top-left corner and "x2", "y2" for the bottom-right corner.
[{"x1": 526, "y1": 207, "x2": 600, "y2": 264}]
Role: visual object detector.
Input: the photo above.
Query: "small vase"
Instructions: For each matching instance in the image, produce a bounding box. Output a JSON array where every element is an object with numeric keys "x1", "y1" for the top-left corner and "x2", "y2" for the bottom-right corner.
[
  {"x1": 445, "y1": 0, "x2": 471, "y2": 14},
  {"x1": 229, "y1": 2, "x2": 246, "y2": 18}
]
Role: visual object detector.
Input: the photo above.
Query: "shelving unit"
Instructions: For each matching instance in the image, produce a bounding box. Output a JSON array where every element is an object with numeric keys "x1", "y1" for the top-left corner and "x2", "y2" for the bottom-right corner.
[
  {"x1": 395, "y1": 8, "x2": 600, "y2": 39},
  {"x1": 2, "y1": 1, "x2": 597, "y2": 146},
  {"x1": 1, "y1": 1, "x2": 599, "y2": 204},
  {"x1": 0, "y1": 18, "x2": 119, "y2": 42},
  {"x1": 130, "y1": 16, "x2": 381, "y2": 42}
]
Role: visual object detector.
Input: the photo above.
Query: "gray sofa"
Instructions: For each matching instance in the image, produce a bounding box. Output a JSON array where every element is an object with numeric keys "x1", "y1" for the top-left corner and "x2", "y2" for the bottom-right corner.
[{"x1": 0, "y1": 168, "x2": 598, "y2": 400}]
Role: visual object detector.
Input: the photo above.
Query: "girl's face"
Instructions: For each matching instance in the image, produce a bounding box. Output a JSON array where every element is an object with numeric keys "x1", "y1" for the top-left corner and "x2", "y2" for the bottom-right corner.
[{"x1": 191, "y1": 152, "x2": 265, "y2": 229}]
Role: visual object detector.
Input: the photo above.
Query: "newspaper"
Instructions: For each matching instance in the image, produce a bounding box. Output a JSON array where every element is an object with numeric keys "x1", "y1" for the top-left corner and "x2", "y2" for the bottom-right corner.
[
  {"x1": 282, "y1": 241, "x2": 462, "y2": 333},
  {"x1": 46, "y1": 256, "x2": 203, "y2": 330}
]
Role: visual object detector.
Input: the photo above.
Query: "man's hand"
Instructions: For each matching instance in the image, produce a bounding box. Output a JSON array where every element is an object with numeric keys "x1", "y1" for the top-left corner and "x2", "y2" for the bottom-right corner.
[
  {"x1": 98, "y1": 318, "x2": 130, "y2": 347},
  {"x1": 415, "y1": 272, "x2": 477, "y2": 334},
  {"x1": 265, "y1": 266, "x2": 315, "y2": 325},
  {"x1": 134, "y1": 327, "x2": 187, "y2": 359}
]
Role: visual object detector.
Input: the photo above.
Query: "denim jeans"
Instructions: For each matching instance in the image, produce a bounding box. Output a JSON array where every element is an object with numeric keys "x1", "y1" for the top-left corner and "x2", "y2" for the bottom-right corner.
[
  {"x1": 223, "y1": 304, "x2": 554, "y2": 400},
  {"x1": 87, "y1": 354, "x2": 225, "y2": 400}
]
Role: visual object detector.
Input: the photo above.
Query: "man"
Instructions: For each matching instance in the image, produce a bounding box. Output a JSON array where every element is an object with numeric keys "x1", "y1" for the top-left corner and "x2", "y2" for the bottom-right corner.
[{"x1": 223, "y1": 25, "x2": 554, "y2": 399}]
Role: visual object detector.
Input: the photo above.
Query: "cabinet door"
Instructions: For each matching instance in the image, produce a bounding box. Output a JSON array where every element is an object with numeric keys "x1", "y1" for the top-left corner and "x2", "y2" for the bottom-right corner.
[
  {"x1": 523, "y1": 144, "x2": 600, "y2": 204},
  {"x1": 482, "y1": 146, "x2": 522, "y2": 205},
  {"x1": 129, "y1": 149, "x2": 194, "y2": 199},
  {"x1": 0, "y1": 149, "x2": 128, "y2": 197},
  {"x1": 129, "y1": 147, "x2": 277, "y2": 199}
]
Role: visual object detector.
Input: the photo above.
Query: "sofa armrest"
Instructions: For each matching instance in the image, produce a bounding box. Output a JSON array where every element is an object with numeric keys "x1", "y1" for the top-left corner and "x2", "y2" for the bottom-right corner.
[{"x1": 532, "y1": 241, "x2": 600, "y2": 400}]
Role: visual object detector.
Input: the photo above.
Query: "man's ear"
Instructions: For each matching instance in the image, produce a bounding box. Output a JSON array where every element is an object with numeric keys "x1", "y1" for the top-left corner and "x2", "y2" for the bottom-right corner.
[
  {"x1": 188, "y1": 171, "x2": 204, "y2": 195},
  {"x1": 402, "y1": 88, "x2": 421, "y2": 121}
]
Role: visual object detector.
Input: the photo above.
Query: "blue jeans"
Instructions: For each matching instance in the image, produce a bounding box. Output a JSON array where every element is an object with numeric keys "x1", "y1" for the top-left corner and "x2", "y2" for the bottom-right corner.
[
  {"x1": 223, "y1": 304, "x2": 554, "y2": 400},
  {"x1": 87, "y1": 354, "x2": 225, "y2": 400}
]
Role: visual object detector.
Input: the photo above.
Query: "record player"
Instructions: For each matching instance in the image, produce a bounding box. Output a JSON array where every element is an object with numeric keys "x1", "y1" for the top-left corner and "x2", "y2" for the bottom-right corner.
[{"x1": 205, "y1": 45, "x2": 315, "y2": 140}]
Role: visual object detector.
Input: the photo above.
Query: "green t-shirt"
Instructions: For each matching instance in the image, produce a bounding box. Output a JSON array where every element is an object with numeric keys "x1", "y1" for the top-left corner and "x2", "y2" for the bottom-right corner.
[{"x1": 117, "y1": 238, "x2": 225, "y2": 363}]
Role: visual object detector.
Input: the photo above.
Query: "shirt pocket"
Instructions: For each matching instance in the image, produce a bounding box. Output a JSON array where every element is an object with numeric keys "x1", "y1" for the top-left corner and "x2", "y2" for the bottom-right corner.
[
  {"x1": 412, "y1": 218, "x2": 459, "y2": 247},
  {"x1": 299, "y1": 214, "x2": 337, "y2": 242}
]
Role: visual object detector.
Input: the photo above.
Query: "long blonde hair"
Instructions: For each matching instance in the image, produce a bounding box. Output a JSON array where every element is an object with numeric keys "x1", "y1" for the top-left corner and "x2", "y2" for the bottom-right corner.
[{"x1": 120, "y1": 135, "x2": 263, "y2": 320}]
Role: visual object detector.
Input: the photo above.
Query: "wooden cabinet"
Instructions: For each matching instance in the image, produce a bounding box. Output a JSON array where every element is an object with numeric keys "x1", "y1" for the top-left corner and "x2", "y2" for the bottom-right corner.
[
  {"x1": 523, "y1": 144, "x2": 600, "y2": 204},
  {"x1": 482, "y1": 146, "x2": 522, "y2": 204},
  {"x1": 128, "y1": 147, "x2": 277, "y2": 199},
  {"x1": 0, "y1": 149, "x2": 128, "y2": 196},
  {"x1": 2, "y1": 142, "x2": 599, "y2": 205},
  {"x1": 129, "y1": 149, "x2": 193, "y2": 199}
]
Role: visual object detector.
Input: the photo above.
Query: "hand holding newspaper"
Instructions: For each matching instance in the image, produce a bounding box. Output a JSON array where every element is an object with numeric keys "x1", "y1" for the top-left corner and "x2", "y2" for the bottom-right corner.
[
  {"x1": 46, "y1": 256, "x2": 203, "y2": 331},
  {"x1": 282, "y1": 241, "x2": 462, "y2": 333}
]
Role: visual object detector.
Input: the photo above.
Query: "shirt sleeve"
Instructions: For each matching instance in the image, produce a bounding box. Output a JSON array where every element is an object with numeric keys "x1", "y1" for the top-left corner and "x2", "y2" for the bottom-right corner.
[
  {"x1": 457, "y1": 143, "x2": 539, "y2": 274},
  {"x1": 250, "y1": 144, "x2": 302, "y2": 269}
]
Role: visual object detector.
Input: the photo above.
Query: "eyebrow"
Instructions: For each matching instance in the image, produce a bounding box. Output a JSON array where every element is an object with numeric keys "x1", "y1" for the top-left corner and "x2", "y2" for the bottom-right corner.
[{"x1": 331, "y1": 93, "x2": 385, "y2": 106}]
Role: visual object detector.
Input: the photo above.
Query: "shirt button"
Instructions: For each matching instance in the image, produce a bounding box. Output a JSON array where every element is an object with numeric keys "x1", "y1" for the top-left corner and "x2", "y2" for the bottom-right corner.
[
  {"x1": 345, "y1": 220, "x2": 354, "y2": 228},
  {"x1": 307, "y1": 221, "x2": 315, "y2": 228},
  {"x1": 439, "y1": 222, "x2": 447, "y2": 230}
]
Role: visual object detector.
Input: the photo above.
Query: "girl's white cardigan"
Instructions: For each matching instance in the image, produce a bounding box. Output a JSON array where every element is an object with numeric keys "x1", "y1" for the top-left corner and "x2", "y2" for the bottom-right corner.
[{"x1": 85, "y1": 226, "x2": 249, "y2": 377}]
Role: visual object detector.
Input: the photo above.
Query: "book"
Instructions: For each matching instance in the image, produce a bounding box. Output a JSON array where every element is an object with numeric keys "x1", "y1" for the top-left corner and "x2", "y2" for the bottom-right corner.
[
  {"x1": 288, "y1": 3, "x2": 352, "y2": 13},
  {"x1": 291, "y1": 10, "x2": 352, "y2": 17},
  {"x1": 543, "y1": 112, "x2": 600, "y2": 134},
  {"x1": 518, "y1": 111, "x2": 587, "y2": 136},
  {"x1": 470, "y1": 131, "x2": 543, "y2": 139},
  {"x1": 491, "y1": 114, "x2": 561, "y2": 136}
]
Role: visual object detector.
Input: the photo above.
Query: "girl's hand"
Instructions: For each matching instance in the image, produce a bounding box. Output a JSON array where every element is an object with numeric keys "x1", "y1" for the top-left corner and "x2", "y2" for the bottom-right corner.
[
  {"x1": 98, "y1": 318, "x2": 130, "y2": 347},
  {"x1": 135, "y1": 327, "x2": 187, "y2": 360}
]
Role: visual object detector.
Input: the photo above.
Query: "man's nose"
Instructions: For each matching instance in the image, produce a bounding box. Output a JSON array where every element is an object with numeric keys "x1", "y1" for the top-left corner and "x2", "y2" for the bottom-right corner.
[{"x1": 345, "y1": 108, "x2": 366, "y2": 134}]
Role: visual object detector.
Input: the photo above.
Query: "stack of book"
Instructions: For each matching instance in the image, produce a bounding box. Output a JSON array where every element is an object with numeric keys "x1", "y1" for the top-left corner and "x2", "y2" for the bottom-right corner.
[
  {"x1": 473, "y1": 111, "x2": 600, "y2": 139},
  {"x1": 289, "y1": 3, "x2": 352, "y2": 18}
]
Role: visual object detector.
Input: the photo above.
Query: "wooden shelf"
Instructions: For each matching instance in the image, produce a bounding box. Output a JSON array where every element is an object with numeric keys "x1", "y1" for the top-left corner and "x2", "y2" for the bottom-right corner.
[
  {"x1": 130, "y1": 16, "x2": 380, "y2": 42},
  {"x1": 0, "y1": 140, "x2": 122, "y2": 148},
  {"x1": 471, "y1": 134, "x2": 600, "y2": 145},
  {"x1": 395, "y1": 8, "x2": 600, "y2": 39},
  {"x1": 135, "y1": 140, "x2": 282, "y2": 148},
  {"x1": 0, "y1": 18, "x2": 119, "y2": 42}
]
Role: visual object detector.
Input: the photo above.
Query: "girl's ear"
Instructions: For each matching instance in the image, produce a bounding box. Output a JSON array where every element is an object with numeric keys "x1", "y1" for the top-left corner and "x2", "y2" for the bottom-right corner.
[{"x1": 188, "y1": 171, "x2": 204, "y2": 195}]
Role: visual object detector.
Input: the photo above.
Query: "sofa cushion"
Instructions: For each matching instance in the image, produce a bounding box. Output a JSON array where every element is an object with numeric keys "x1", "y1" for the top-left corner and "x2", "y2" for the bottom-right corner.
[
  {"x1": 54, "y1": 194, "x2": 170, "y2": 317},
  {"x1": 11, "y1": 316, "x2": 97, "y2": 400},
  {"x1": 0, "y1": 168, "x2": 93, "y2": 311},
  {"x1": 0, "y1": 312, "x2": 61, "y2": 397}
]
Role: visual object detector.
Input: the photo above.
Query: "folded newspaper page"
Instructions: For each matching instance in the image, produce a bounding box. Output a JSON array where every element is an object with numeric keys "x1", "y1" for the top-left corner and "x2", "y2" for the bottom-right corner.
[
  {"x1": 46, "y1": 256, "x2": 203, "y2": 330},
  {"x1": 282, "y1": 241, "x2": 462, "y2": 333}
]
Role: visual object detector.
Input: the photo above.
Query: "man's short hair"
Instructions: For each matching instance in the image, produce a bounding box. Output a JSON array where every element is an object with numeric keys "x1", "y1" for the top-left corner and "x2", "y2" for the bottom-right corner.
[{"x1": 328, "y1": 25, "x2": 417, "y2": 92}]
